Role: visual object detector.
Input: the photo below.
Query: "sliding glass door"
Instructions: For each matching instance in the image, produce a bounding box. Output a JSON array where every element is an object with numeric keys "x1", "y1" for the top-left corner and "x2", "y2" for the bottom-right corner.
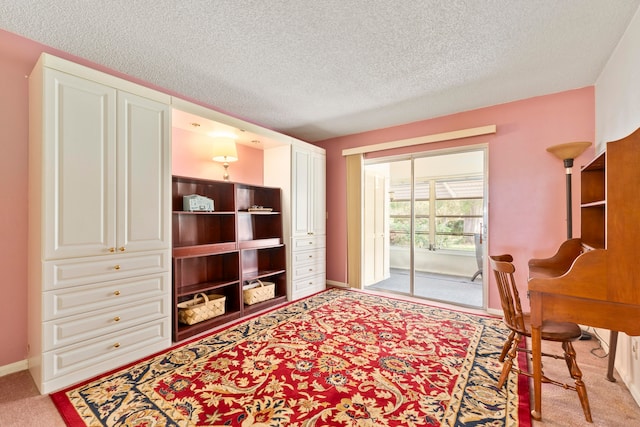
[{"x1": 363, "y1": 148, "x2": 486, "y2": 308}]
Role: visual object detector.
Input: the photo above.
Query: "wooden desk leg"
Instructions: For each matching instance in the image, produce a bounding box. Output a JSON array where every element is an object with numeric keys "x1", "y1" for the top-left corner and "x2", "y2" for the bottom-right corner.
[
  {"x1": 607, "y1": 330, "x2": 619, "y2": 382},
  {"x1": 531, "y1": 325, "x2": 543, "y2": 421}
]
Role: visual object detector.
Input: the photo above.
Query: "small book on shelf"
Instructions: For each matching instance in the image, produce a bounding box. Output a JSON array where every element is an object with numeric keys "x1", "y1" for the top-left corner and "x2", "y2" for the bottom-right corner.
[{"x1": 248, "y1": 206, "x2": 273, "y2": 212}]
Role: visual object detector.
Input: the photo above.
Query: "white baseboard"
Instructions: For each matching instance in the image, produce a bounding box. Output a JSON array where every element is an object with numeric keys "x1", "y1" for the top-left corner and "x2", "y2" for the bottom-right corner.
[
  {"x1": 617, "y1": 362, "x2": 640, "y2": 407},
  {"x1": 0, "y1": 359, "x2": 28, "y2": 377},
  {"x1": 326, "y1": 280, "x2": 349, "y2": 288}
]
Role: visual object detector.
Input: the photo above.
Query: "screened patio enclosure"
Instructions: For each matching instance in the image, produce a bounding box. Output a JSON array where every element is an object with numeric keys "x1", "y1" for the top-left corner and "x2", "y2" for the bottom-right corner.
[{"x1": 363, "y1": 149, "x2": 486, "y2": 308}]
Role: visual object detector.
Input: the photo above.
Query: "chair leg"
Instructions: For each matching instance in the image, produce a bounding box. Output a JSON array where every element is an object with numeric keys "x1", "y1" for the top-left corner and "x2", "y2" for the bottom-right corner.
[
  {"x1": 500, "y1": 330, "x2": 515, "y2": 362},
  {"x1": 498, "y1": 333, "x2": 520, "y2": 388},
  {"x1": 562, "y1": 341, "x2": 593, "y2": 423}
]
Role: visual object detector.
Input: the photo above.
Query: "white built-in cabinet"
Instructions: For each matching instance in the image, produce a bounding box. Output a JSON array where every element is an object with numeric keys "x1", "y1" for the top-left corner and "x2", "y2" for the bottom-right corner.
[
  {"x1": 292, "y1": 147, "x2": 327, "y2": 237},
  {"x1": 28, "y1": 54, "x2": 172, "y2": 394},
  {"x1": 265, "y1": 142, "x2": 326, "y2": 301}
]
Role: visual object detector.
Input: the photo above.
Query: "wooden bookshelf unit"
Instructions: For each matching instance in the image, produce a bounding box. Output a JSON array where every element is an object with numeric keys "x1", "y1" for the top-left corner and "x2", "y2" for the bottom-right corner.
[
  {"x1": 580, "y1": 153, "x2": 606, "y2": 250},
  {"x1": 172, "y1": 176, "x2": 287, "y2": 341}
]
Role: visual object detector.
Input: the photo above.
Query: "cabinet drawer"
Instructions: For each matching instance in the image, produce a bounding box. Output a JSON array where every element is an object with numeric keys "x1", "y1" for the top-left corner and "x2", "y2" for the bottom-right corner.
[
  {"x1": 293, "y1": 273, "x2": 326, "y2": 294},
  {"x1": 292, "y1": 249, "x2": 326, "y2": 265},
  {"x1": 42, "y1": 319, "x2": 169, "y2": 382},
  {"x1": 43, "y1": 295, "x2": 168, "y2": 350},
  {"x1": 44, "y1": 273, "x2": 168, "y2": 321},
  {"x1": 44, "y1": 250, "x2": 169, "y2": 290},
  {"x1": 293, "y1": 235, "x2": 326, "y2": 250},
  {"x1": 292, "y1": 252, "x2": 326, "y2": 280}
]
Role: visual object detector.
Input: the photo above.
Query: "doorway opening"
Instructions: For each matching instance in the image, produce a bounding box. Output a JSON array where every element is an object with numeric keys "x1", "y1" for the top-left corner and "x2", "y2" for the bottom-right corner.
[{"x1": 362, "y1": 147, "x2": 487, "y2": 309}]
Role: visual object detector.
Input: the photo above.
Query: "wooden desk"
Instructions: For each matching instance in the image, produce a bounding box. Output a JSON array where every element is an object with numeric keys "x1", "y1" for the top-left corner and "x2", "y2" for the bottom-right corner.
[
  {"x1": 528, "y1": 238, "x2": 618, "y2": 381},
  {"x1": 526, "y1": 128, "x2": 640, "y2": 421},
  {"x1": 528, "y1": 248, "x2": 640, "y2": 420}
]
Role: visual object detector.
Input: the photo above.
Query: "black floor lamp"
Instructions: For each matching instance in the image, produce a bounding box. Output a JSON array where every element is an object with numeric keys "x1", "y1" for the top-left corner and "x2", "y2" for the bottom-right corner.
[
  {"x1": 546, "y1": 141, "x2": 592, "y2": 239},
  {"x1": 546, "y1": 141, "x2": 593, "y2": 341}
]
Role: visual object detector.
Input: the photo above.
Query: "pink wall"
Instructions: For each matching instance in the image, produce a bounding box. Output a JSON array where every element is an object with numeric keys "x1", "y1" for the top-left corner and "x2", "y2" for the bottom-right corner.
[
  {"x1": 315, "y1": 88, "x2": 595, "y2": 311},
  {"x1": 0, "y1": 30, "x2": 50, "y2": 367},
  {"x1": 172, "y1": 127, "x2": 264, "y2": 185}
]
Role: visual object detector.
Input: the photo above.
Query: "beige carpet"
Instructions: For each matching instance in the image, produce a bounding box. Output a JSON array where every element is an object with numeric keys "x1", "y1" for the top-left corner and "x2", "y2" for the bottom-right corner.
[
  {"x1": 529, "y1": 335, "x2": 640, "y2": 426},
  {"x1": 0, "y1": 369, "x2": 66, "y2": 427}
]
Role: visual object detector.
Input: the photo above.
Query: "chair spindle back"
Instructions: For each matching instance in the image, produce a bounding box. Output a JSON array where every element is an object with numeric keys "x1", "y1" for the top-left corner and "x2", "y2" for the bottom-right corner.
[{"x1": 490, "y1": 255, "x2": 526, "y2": 333}]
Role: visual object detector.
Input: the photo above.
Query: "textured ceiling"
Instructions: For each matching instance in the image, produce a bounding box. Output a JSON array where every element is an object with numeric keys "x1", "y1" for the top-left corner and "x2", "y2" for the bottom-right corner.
[{"x1": 1, "y1": 1, "x2": 639, "y2": 142}]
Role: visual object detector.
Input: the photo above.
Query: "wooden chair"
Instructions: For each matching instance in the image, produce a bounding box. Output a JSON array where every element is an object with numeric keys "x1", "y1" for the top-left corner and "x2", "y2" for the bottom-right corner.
[{"x1": 489, "y1": 254, "x2": 592, "y2": 423}]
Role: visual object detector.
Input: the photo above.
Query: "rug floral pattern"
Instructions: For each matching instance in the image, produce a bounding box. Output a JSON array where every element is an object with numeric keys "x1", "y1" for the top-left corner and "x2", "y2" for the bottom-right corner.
[{"x1": 52, "y1": 289, "x2": 526, "y2": 426}]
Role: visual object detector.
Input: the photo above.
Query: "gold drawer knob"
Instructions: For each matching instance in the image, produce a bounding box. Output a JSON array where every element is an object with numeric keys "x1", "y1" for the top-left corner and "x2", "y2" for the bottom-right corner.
[
  {"x1": 114, "y1": 290, "x2": 121, "y2": 296},
  {"x1": 114, "y1": 265, "x2": 121, "y2": 270},
  {"x1": 113, "y1": 342, "x2": 120, "y2": 348},
  {"x1": 109, "y1": 247, "x2": 115, "y2": 253},
  {"x1": 114, "y1": 316, "x2": 121, "y2": 322},
  {"x1": 119, "y1": 247, "x2": 126, "y2": 252}
]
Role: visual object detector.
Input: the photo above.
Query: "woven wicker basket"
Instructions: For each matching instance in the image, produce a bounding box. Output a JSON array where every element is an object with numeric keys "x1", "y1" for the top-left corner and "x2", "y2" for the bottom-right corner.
[
  {"x1": 243, "y1": 280, "x2": 275, "y2": 305},
  {"x1": 177, "y1": 293, "x2": 226, "y2": 325}
]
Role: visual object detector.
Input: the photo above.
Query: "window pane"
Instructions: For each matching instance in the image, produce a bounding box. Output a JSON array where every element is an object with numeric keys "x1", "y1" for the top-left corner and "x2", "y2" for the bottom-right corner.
[
  {"x1": 390, "y1": 200, "x2": 410, "y2": 216},
  {"x1": 414, "y1": 181, "x2": 430, "y2": 200},
  {"x1": 390, "y1": 217, "x2": 410, "y2": 247},
  {"x1": 435, "y1": 232, "x2": 474, "y2": 251},
  {"x1": 414, "y1": 200, "x2": 429, "y2": 215},
  {"x1": 435, "y1": 178, "x2": 483, "y2": 199},
  {"x1": 436, "y1": 199, "x2": 483, "y2": 216},
  {"x1": 414, "y1": 216, "x2": 429, "y2": 249},
  {"x1": 388, "y1": 167, "x2": 484, "y2": 252},
  {"x1": 434, "y1": 177, "x2": 483, "y2": 251}
]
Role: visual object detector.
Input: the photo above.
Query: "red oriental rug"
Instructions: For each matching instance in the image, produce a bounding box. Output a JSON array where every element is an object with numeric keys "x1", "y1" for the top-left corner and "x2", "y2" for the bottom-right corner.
[{"x1": 51, "y1": 289, "x2": 531, "y2": 426}]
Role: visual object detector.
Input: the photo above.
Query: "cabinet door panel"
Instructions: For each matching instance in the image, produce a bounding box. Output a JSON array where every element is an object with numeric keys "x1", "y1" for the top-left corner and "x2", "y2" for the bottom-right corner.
[
  {"x1": 43, "y1": 69, "x2": 116, "y2": 259},
  {"x1": 312, "y1": 152, "x2": 326, "y2": 235},
  {"x1": 292, "y1": 148, "x2": 326, "y2": 237},
  {"x1": 117, "y1": 92, "x2": 171, "y2": 252},
  {"x1": 292, "y1": 148, "x2": 311, "y2": 235}
]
